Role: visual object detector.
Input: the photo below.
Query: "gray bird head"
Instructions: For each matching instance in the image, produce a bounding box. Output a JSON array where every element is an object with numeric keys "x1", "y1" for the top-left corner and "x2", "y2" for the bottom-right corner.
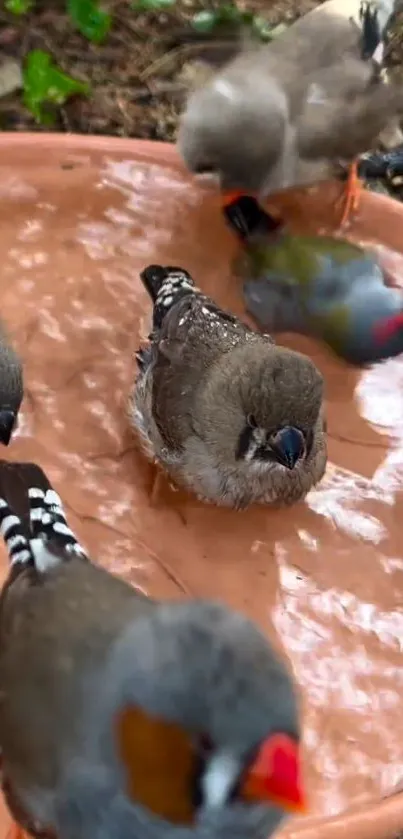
[
  {"x1": 177, "y1": 73, "x2": 294, "y2": 195},
  {"x1": 194, "y1": 342, "x2": 325, "y2": 478},
  {"x1": 0, "y1": 331, "x2": 23, "y2": 446},
  {"x1": 73, "y1": 600, "x2": 304, "y2": 839}
]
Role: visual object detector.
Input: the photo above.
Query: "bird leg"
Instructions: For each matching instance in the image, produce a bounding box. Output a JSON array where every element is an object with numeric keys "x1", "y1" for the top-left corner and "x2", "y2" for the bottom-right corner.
[
  {"x1": 6, "y1": 821, "x2": 27, "y2": 839},
  {"x1": 148, "y1": 465, "x2": 186, "y2": 525},
  {"x1": 337, "y1": 159, "x2": 363, "y2": 228},
  {"x1": 148, "y1": 464, "x2": 164, "y2": 507}
]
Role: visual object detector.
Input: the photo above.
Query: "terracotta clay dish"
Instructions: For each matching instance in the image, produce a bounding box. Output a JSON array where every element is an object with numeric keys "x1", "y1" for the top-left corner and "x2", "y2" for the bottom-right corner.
[{"x1": 0, "y1": 133, "x2": 403, "y2": 839}]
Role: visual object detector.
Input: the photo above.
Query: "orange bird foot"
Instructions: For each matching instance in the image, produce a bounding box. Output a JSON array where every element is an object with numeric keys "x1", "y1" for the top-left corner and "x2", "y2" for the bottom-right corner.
[
  {"x1": 6, "y1": 821, "x2": 27, "y2": 839},
  {"x1": 337, "y1": 159, "x2": 363, "y2": 228},
  {"x1": 147, "y1": 464, "x2": 187, "y2": 523},
  {"x1": 148, "y1": 464, "x2": 165, "y2": 507}
]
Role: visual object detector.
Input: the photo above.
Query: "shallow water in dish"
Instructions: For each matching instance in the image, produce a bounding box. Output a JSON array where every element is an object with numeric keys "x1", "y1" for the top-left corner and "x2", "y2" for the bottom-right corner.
[{"x1": 0, "y1": 141, "x2": 403, "y2": 825}]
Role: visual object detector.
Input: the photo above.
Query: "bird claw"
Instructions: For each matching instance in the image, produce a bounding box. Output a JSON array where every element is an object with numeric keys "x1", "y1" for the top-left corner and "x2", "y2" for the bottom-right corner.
[
  {"x1": 337, "y1": 159, "x2": 362, "y2": 229},
  {"x1": 6, "y1": 822, "x2": 26, "y2": 839},
  {"x1": 135, "y1": 345, "x2": 153, "y2": 373},
  {"x1": 148, "y1": 466, "x2": 164, "y2": 507}
]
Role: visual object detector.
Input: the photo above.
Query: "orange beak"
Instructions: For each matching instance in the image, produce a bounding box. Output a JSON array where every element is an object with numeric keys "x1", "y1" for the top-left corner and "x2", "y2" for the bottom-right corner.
[
  {"x1": 241, "y1": 733, "x2": 307, "y2": 814},
  {"x1": 221, "y1": 189, "x2": 250, "y2": 208}
]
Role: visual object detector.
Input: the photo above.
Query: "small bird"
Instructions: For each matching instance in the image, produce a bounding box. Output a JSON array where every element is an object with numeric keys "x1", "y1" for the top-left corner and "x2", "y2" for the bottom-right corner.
[
  {"x1": 129, "y1": 264, "x2": 327, "y2": 509},
  {"x1": 177, "y1": 0, "x2": 403, "y2": 227},
  {"x1": 223, "y1": 193, "x2": 403, "y2": 366},
  {"x1": 0, "y1": 324, "x2": 23, "y2": 445},
  {"x1": 0, "y1": 459, "x2": 306, "y2": 839}
]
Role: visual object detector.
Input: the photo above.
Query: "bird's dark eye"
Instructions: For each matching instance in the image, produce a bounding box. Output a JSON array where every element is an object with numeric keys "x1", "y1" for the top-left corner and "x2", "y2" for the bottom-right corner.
[
  {"x1": 199, "y1": 733, "x2": 214, "y2": 754},
  {"x1": 247, "y1": 414, "x2": 257, "y2": 428},
  {"x1": 192, "y1": 734, "x2": 215, "y2": 809}
]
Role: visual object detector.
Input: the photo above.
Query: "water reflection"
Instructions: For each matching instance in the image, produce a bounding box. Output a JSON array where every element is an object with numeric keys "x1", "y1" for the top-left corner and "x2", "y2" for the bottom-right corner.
[{"x1": 0, "y1": 147, "x2": 402, "y2": 820}]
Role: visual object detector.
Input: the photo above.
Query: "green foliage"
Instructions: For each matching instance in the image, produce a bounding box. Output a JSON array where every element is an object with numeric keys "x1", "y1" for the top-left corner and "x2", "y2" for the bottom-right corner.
[
  {"x1": 5, "y1": 0, "x2": 33, "y2": 13},
  {"x1": 252, "y1": 18, "x2": 287, "y2": 41},
  {"x1": 191, "y1": 3, "x2": 285, "y2": 40},
  {"x1": 23, "y1": 50, "x2": 90, "y2": 124},
  {"x1": 6, "y1": 0, "x2": 112, "y2": 41},
  {"x1": 131, "y1": 0, "x2": 176, "y2": 10},
  {"x1": 67, "y1": 0, "x2": 112, "y2": 43},
  {"x1": 5, "y1": 0, "x2": 278, "y2": 42},
  {"x1": 7, "y1": 0, "x2": 279, "y2": 123},
  {"x1": 192, "y1": 5, "x2": 251, "y2": 33}
]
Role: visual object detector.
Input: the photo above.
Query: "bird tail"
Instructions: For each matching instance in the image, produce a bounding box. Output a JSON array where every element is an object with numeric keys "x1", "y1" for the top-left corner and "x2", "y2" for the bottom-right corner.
[
  {"x1": 0, "y1": 461, "x2": 87, "y2": 572},
  {"x1": 360, "y1": 0, "x2": 396, "y2": 62},
  {"x1": 357, "y1": 146, "x2": 403, "y2": 179},
  {"x1": 222, "y1": 194, "x2": 283, "y2": 241},
  {"x1": 140, "y1": 264, "x2": 197, "y2": 330}
]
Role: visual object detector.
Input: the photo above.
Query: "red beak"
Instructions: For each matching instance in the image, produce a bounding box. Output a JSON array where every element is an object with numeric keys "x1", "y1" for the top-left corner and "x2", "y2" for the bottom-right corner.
[
  {"x1": 240, "y1": 733, "x2": 307, "y2": 814},
  {"x1": 221, "y1": 189, "x2": 248, "y2": 208}
]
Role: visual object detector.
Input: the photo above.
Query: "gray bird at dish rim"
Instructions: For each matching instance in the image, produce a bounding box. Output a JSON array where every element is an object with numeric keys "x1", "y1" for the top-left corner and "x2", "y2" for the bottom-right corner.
[
  {"x1": 0, "y1": 459, "x2": 305, "y2": 839},
  {"x1": 129, "y1": 264, "x2": 327, "y2": 509},
  {"x1": 177, "y1": 0, "x2": 403, "y2": 226}
]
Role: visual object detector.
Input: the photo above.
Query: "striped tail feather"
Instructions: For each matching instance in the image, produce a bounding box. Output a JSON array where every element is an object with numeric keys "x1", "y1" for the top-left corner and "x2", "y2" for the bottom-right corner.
[
  {"x1": 0, "y1": 461, "x2": 87, "y2": 572},
  {"x1": 360, "y1": 0, "x2": 382, "y2": 60},
  {"x1": 140, "y1": 264, "x2": 197, "y2": 330},
  {"x1": 359, "y1": 0, "x2": 396, "y2": 63},
  {"x1": 0, "y1": 494, "x2": 33, "y2": 567}
]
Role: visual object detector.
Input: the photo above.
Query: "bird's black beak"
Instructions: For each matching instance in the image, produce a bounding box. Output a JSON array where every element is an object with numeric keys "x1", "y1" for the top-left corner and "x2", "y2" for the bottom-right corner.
[
  {"x1": 0, "y1": 410, "x2": 17, "y2": 446},
  {"x1": 270, "y1": 426, "x2": 305, "y2": 470},
  {"x1": 222, "y1": 194, "x2": 282, "y2": 241}
]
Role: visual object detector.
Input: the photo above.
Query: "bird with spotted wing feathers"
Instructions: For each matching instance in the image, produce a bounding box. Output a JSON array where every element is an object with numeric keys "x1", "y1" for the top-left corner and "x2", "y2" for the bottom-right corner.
[
  {"x1": 129, "y1": 265, "x2": 327, "y2": 509},
  {"x1": 0, "y1": 460, "x2": 305, "y2": 839}
]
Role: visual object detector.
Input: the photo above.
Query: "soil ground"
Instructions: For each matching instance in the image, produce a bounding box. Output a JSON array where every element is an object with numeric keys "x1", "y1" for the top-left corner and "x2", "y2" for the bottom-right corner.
[
  {"x1": 0, "y1": 0, "x2": 342, "y2": 140},
  {"x1": 0, "y1": 0, "x2": 403, "y2": 162}
]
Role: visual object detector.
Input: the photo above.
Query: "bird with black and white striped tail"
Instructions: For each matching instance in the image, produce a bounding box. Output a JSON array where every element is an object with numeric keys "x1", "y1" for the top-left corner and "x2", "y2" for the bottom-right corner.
[
  {"x1": 129, "y1": 264, "x2": 327, "y2": 509},
  {"x1": 0, "y1": 459, "x2": 306, "y2": 839},
  {"x1": 0, "y1": 462, "x2": 86, "y2": 573}
]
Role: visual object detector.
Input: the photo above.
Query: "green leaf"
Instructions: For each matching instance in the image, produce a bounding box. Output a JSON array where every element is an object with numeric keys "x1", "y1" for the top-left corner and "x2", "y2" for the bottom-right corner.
[
  {"x1": 192, "y1": 4, "x2": 253, "y2": 32},
  {"x1": 191, "y1": 10, "x2": 222, "y2": 32},
  {"x1": 5, "y1": 0, "x2": 33, "y2": 14},
  {"x1": 67, "y1": 0, "x2": 112, "y2": 43},
  {"x1": 216, "y1": 4, "x2": 243, "y2": 23},
  {"x1": 251, "y1": 15, "x2": 272, "y2": 40},
  {"x1": 251, "y1": 17, "x2": 287, "y2": 41},
  {"x1": 23, "y1": 50, "x2": 90, "y2": 124},
  {"x1": 131, "y1": 0, "x2": 176, "y2": 9},
  {"x1": 239, "y1": 9, "x2": 255, "y2": 24}
]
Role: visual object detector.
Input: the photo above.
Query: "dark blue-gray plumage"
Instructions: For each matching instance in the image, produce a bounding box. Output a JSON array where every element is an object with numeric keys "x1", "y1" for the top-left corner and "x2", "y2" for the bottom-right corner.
[{"x1": 224, "y1": 194, "x2": 403, "y2": 366}]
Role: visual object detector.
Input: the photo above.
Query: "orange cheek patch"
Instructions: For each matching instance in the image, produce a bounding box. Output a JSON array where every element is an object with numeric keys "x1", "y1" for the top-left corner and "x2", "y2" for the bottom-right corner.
[{"x1": 115, "y1": 706, "x2": 196, "y2": 825}]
